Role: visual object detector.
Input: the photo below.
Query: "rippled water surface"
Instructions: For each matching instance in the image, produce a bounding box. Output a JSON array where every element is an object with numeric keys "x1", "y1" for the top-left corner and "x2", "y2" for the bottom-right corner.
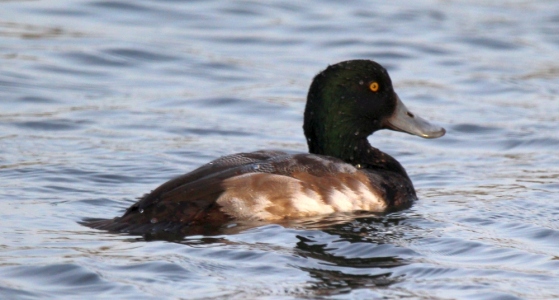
[{"x1": 1, "y1": 0, "x2": 559, "y2": 299}]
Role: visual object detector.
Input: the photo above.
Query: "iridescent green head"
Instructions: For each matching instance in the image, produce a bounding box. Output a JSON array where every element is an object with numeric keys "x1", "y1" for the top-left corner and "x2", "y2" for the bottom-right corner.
[{"x1": 303, "y1": 60, "x2": 445, "y2": 162}]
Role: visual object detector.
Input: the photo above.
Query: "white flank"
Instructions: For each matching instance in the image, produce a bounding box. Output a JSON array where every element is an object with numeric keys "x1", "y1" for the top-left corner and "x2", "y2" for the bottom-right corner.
[{"x1": 216, "y1": 172, "x2": 386, "y2": 221}]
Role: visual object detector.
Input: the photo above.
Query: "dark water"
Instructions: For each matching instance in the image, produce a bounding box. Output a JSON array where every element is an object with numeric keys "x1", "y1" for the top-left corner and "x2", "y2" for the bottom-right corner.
[{"x1": 1, "y1": 0, "x2": 559, "y2": 299}]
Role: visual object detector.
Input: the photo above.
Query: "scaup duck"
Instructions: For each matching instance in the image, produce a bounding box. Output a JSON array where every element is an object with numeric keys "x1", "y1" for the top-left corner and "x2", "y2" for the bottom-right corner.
[{"x1": 85, "y1": 59, "x2": 445, "y2": 234}]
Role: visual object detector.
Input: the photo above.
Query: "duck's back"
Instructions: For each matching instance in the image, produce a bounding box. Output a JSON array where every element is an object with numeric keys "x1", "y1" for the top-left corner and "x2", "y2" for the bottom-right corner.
[{"x1": 84, "y1": 150, "x2": 415, "y2": 235}]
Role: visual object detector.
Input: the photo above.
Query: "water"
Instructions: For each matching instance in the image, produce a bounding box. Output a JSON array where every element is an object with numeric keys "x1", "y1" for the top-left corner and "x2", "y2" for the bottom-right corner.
[{"x1": 1, "y1": 0, "x2": 558, "y2": 298}]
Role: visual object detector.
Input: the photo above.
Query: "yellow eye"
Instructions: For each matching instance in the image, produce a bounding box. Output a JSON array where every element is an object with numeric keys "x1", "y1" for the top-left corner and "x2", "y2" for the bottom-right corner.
[{"x1": 369, "y1": 82, "x2": 379, "y2": 92}]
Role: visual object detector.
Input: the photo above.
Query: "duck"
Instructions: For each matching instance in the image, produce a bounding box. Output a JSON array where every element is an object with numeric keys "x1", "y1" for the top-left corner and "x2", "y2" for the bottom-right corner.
[{"x1": 84, "y1": 59, "x2": 445, "y2": 235}]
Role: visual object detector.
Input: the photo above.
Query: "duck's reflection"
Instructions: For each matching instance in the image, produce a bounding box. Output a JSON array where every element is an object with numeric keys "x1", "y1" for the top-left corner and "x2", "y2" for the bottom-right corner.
[
  {"x1": 290, "y1": 213, "x2": 412, "y2": 294},
  {"x1": 301, "y1": 267, "x2": 400, "y2": 295},
  {"x1": 115, "y1": 211, "x2": 416, "y2": 296}
]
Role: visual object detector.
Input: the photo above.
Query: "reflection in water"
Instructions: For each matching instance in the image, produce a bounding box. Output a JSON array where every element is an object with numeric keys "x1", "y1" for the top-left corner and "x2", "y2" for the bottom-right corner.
[
  {"x1": 106, "y1": 212, "x2": 415, "y2": 297},
  {"x1": 181, "y1": 213, "x2": 414, "y2": 296},
  {"x1": 294, "y1": 228, "x2": 407, "y2": 295},
  {"x1": 302, "y1": 267, "x2": 398, "y2": 296},
  {"x1": 292, "y1": 214, "x2": 411, "y2": 294}
]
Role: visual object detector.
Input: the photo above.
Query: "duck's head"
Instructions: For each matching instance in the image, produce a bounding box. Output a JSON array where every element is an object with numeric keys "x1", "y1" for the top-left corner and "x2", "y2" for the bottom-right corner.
[{"x1": 303, "y1": 59, "x2": 445, "y2": 160}]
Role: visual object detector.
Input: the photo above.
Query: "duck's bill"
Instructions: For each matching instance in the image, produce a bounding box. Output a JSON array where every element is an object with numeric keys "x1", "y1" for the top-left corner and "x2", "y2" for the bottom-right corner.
[{"x1": 384, "y1": 94, "x2": 445, "y2": 139}]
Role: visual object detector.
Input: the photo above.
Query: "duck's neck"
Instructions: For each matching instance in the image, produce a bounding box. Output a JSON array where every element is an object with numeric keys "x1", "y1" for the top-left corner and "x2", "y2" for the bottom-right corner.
[{"x1": 307, "y1": 132, "x2": 409, "y2": 177}]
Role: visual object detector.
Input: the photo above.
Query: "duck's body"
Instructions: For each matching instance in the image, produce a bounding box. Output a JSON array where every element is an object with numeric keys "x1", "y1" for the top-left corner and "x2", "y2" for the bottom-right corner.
[{"x1": 85, "y1": 60, "x2": 445, "y2": 234}]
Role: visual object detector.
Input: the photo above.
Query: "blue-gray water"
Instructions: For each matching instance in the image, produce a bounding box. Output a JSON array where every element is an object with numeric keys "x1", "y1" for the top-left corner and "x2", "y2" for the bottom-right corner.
[{"x1": 1, "y1": 0, "x2": 559, "y2": 299}]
